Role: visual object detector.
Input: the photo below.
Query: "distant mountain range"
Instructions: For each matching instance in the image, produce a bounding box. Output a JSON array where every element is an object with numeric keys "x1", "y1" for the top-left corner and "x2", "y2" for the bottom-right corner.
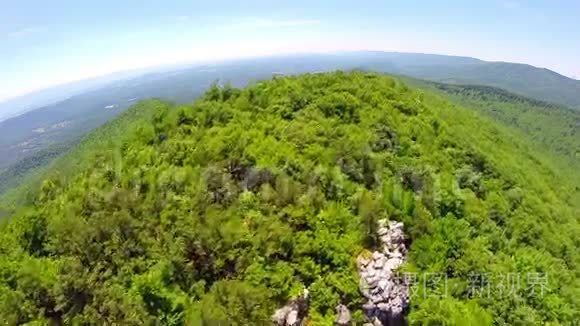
[
  {"x1": 1, "y1": 51, "x2": 579, "y2": 123},
  {"x1": 0, "y1": 67, "x2": 173, "y2": 123},
  {"x1": 1, "y1": 51, "x2": 579, "y2": 184},
  {"x1": 331, "y1": 52, "x2": 580, "y2": 108}
]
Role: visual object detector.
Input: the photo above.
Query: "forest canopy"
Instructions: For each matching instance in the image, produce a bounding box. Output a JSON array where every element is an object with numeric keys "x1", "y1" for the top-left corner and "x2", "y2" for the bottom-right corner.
[{"x1": 0, "y1": 72, "x2": 578, "y2": 325}]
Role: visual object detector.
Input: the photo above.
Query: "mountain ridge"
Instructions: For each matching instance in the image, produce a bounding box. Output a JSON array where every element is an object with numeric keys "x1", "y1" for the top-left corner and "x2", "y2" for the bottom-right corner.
[
  {"x1": 1, "y1": 51, "x2": 578, "y2": 123},
  {"x1": 1, "y1": 52, "x2": 579, "y2": 199},
  {"x1": 0, "y1": 72, "x2": 577, "y2": 324}
]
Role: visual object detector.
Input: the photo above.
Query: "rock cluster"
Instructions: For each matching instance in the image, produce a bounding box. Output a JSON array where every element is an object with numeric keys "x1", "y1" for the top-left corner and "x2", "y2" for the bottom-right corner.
[
  {"x1": 335, "y1": 304, "x2": 352, "y2": 325},
  {"x1": 272, "y1": 221, "x2": 408, "y2": 326},
  {"x1": 357, "y1": 220, "x2": 409, "y2": 326},
  {"x1": 272, "y1": 289, "x2": 309, "y2": 326}
]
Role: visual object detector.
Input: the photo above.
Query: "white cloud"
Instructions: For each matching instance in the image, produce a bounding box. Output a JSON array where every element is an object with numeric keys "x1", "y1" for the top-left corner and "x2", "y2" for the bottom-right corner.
[{"x1": 7, "y1": 26, "x2": 46, "y2": 38}]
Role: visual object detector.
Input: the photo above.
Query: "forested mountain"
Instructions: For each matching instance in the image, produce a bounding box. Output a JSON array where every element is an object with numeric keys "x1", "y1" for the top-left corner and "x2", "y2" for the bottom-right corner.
[
  {"x1": 426, "y1": 83, "x2": 580, "y2": 173},
  {"x1": 396, "y1": 60, "x2": 580, "y2": 109},
  {"x1": 0, "y1": 72, "x2": 577, "y2": 324},
  {"x1": 0, "y1": 61, "x2": 279, "y2": 172},
  {"x1": 0, "y1": 68, "x2": 170, "y2": 123},
  {"x1": 2, "y1": 52, "x2": 580, "y2": 197}
]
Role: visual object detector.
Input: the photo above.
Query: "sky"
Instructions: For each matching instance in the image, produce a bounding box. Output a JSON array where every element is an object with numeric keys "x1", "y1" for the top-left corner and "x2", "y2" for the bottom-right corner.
[{"x1": 0, "y1": 0, "x2": 579, "y2": 103}]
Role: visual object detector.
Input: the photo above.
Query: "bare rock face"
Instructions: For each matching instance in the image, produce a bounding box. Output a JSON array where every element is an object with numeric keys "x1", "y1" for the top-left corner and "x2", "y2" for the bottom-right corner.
[
  {"x1": 272, "y1": 289, "x2": 310, "y2": 326},
  {"x1": 273, "y1": 306, "x2": 293, "y2": 325},
  {"x1": 357, "y1": 220, "x2": 409, "y2": 326},
  {"x1": 335, "y1": 304, "x2": 352, "y2": 325}
]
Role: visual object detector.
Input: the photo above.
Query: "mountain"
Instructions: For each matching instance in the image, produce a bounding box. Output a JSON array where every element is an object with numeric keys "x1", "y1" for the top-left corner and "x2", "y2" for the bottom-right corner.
[
  {"x1": 0, "y1": 72, "x2": 577, "y2": 324},
  {"x1": 401, "y1": 61, "x2": 580, "y2": 109},
  {"x1": 0, "y1": 68, "x2": 169, "y2": 123},
  {"x1": 1, "y1": 52, "x2": 579, "y2": 196},
  {"x1": 423, "y1": 82, "x2": 580, "y2": 170},
  {"x1": 249, "y1": 53, "x2": 580, "y2": 110},
  {"x1": 0, "y1": 58, "x2": 304, "y2": 171}
]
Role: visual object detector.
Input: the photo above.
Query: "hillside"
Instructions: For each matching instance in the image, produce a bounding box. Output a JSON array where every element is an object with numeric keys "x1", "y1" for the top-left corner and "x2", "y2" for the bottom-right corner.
[
  {"x1": 0, "y1": 61, "x2": 278, "y2": 172},
  {"x1": 396, "y1": 78, "x2": 580, "y2": 195},
  {"x1": 2, "y1": 52, "x2": 579, "y2": 190},
  {"x1": 0, "y1": 142, "x2": 74, "y2": 196},
  {"x1": 427, "y1": 83, "x2": 580, "y2": 172},
  {"x1": 0, "y1": 72, "x2": 577, "y2": 325},
  {"x1": 0, "y1": 67, "x2": 169, "y2": 123},
  {"x1": 0, "y1": 100, "x2": 166, "y2": 213},
  {"x1": 405, "y1": 61, "x2": 580, "y2": 110}
]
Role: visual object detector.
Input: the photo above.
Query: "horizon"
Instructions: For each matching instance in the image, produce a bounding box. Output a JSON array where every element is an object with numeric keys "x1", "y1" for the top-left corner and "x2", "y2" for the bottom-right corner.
[
  {"x1": 0, "y1": 49, "x2": 578, "y2": 106},
  {"x1": 1, "y1": 0, "x2": 579, "y2": 103}
]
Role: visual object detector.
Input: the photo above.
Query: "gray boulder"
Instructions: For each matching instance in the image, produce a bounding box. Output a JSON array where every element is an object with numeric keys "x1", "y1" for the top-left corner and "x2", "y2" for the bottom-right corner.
[
  {"x1": 272, "y1": 289, "x2": 310, "y2": 326},
  {"x1": 357, "y1": 220, "x2": 409, "y2": 325},
  {"x1": 335, "y1": 304, "x2": 352, "y2": 325}
]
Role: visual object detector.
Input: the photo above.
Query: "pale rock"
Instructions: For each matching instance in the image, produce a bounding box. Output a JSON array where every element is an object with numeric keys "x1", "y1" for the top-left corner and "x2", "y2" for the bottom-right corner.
[
  {"x1": 372, "y1": 251, "x2": 385, "y2": 260},
  {"x1": 273, "y1": 306, "x2": 292, "y2": 325},
  {"x1": 362, "y1": 301, "x2": 375, "y2": 311},
  {"x1": 384, "y1": 257, "x2": 403, "y2": 271},
  {"x1": 335, "y1": 304, "x2": 352, "y2": 326},
  {"x1": 381, "y1": 290, "x2": 393, "y2": 301},
  {"x1": 272, "y1": 288, "x2": 310, "y2": 326},
  {"x1": 378, "y1": 267, "x2": 392, "y2": 279},
  {"x1": 371, "y1": 317, "x2": 383, "y2": 326},
  {"x1": 373, "y1": 256, "x2": 386, "y2": 269},
  {"x1": 370, "y1": 285, "x2": 382, "y2": 295},
  {"x1": 357, "y1": 221, "x2": 409, "y2": 325},
  {"x1": 357, "y1": 256, "x2": 371, "y2": 268},
  {"x1": 366, "y1": 276, "x2": 379, "y2": 288},
  {"x1": 380, "y1": 236, "x2": 390, "y2": 245},
  {"x1": 286, "y1": 310, "x2": 298, "y2": 326},
  {"x1": 387, "y1": 249, "x2": 403, "y2": 259},
  {"x1": 371, "y1": 294, "x2": 384, "y2": 304}
]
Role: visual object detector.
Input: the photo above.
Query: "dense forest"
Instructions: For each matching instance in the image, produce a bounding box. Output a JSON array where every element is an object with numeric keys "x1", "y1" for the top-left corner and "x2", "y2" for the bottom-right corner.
[
  {"x1": 0, "y1": 72, "x2": 578, "y2": 325},
  {"x1": 3, "y1": 52, "x2": 579, "y2": 202},
  {"x1": 428, "y1": 83, "x2": 580, "y2": 176},
  {"x1": 0, "y1": 142, "x2": 74, "y2": 196}
]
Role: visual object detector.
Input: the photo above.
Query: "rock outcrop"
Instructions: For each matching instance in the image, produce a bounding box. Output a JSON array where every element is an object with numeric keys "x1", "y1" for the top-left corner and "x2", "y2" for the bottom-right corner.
[
  {"x1": 272, "y1": 221, "x2": 408, "y2": 325},
  {"x1": 335, "y1": 304, "x2": 352, "y2": 325},
  {"x1": 357, "y1": 220, "x2": 409, "y2": 326},
  {"x1": 272, "y1": 289, "x2": 310, "y2": 326}
]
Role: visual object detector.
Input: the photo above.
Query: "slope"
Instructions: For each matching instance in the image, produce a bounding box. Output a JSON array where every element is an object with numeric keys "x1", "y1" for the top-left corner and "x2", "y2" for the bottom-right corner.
[
  {"x1": 427, "y1": 83, "x2": 580, "y2": 171},
  {"x1": 0, "y1": 100, "x2": 166, "y2": 213},
  {"x1": 0, "y1": 61, "x2": 278, "y2": 172},
  {"x1": 0, "y1": 72, "x2": 577, "y2": 325},
  {"x1": 2, "y1": 52, "x2": 579, "y2": 196},
  {"x1": 402, "y1": 61, "x2": 580, "y2": 110},
  {"x1": 397, "y1": 78, "x2": 580, "y2": 194}
]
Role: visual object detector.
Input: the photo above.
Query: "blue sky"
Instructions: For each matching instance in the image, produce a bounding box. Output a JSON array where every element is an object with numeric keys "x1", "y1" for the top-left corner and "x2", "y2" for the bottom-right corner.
[{"x1": 1, "y1": 0, "x2": 579, "y2": 102}]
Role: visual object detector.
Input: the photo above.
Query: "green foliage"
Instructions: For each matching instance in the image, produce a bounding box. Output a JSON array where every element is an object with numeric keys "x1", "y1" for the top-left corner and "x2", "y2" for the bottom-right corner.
[
  {"x1": 428, "y1": 82, "x2": 580, "y2": 188},
  {"x1": 0, "y1": 72, "x2": 577, "y2": 325},
  {"x1": 0, "y1": 142, "x2": 73, "y2": 196},
  {"x1": 408, "y1": 61, "x2": 580, "y2": 109}
]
